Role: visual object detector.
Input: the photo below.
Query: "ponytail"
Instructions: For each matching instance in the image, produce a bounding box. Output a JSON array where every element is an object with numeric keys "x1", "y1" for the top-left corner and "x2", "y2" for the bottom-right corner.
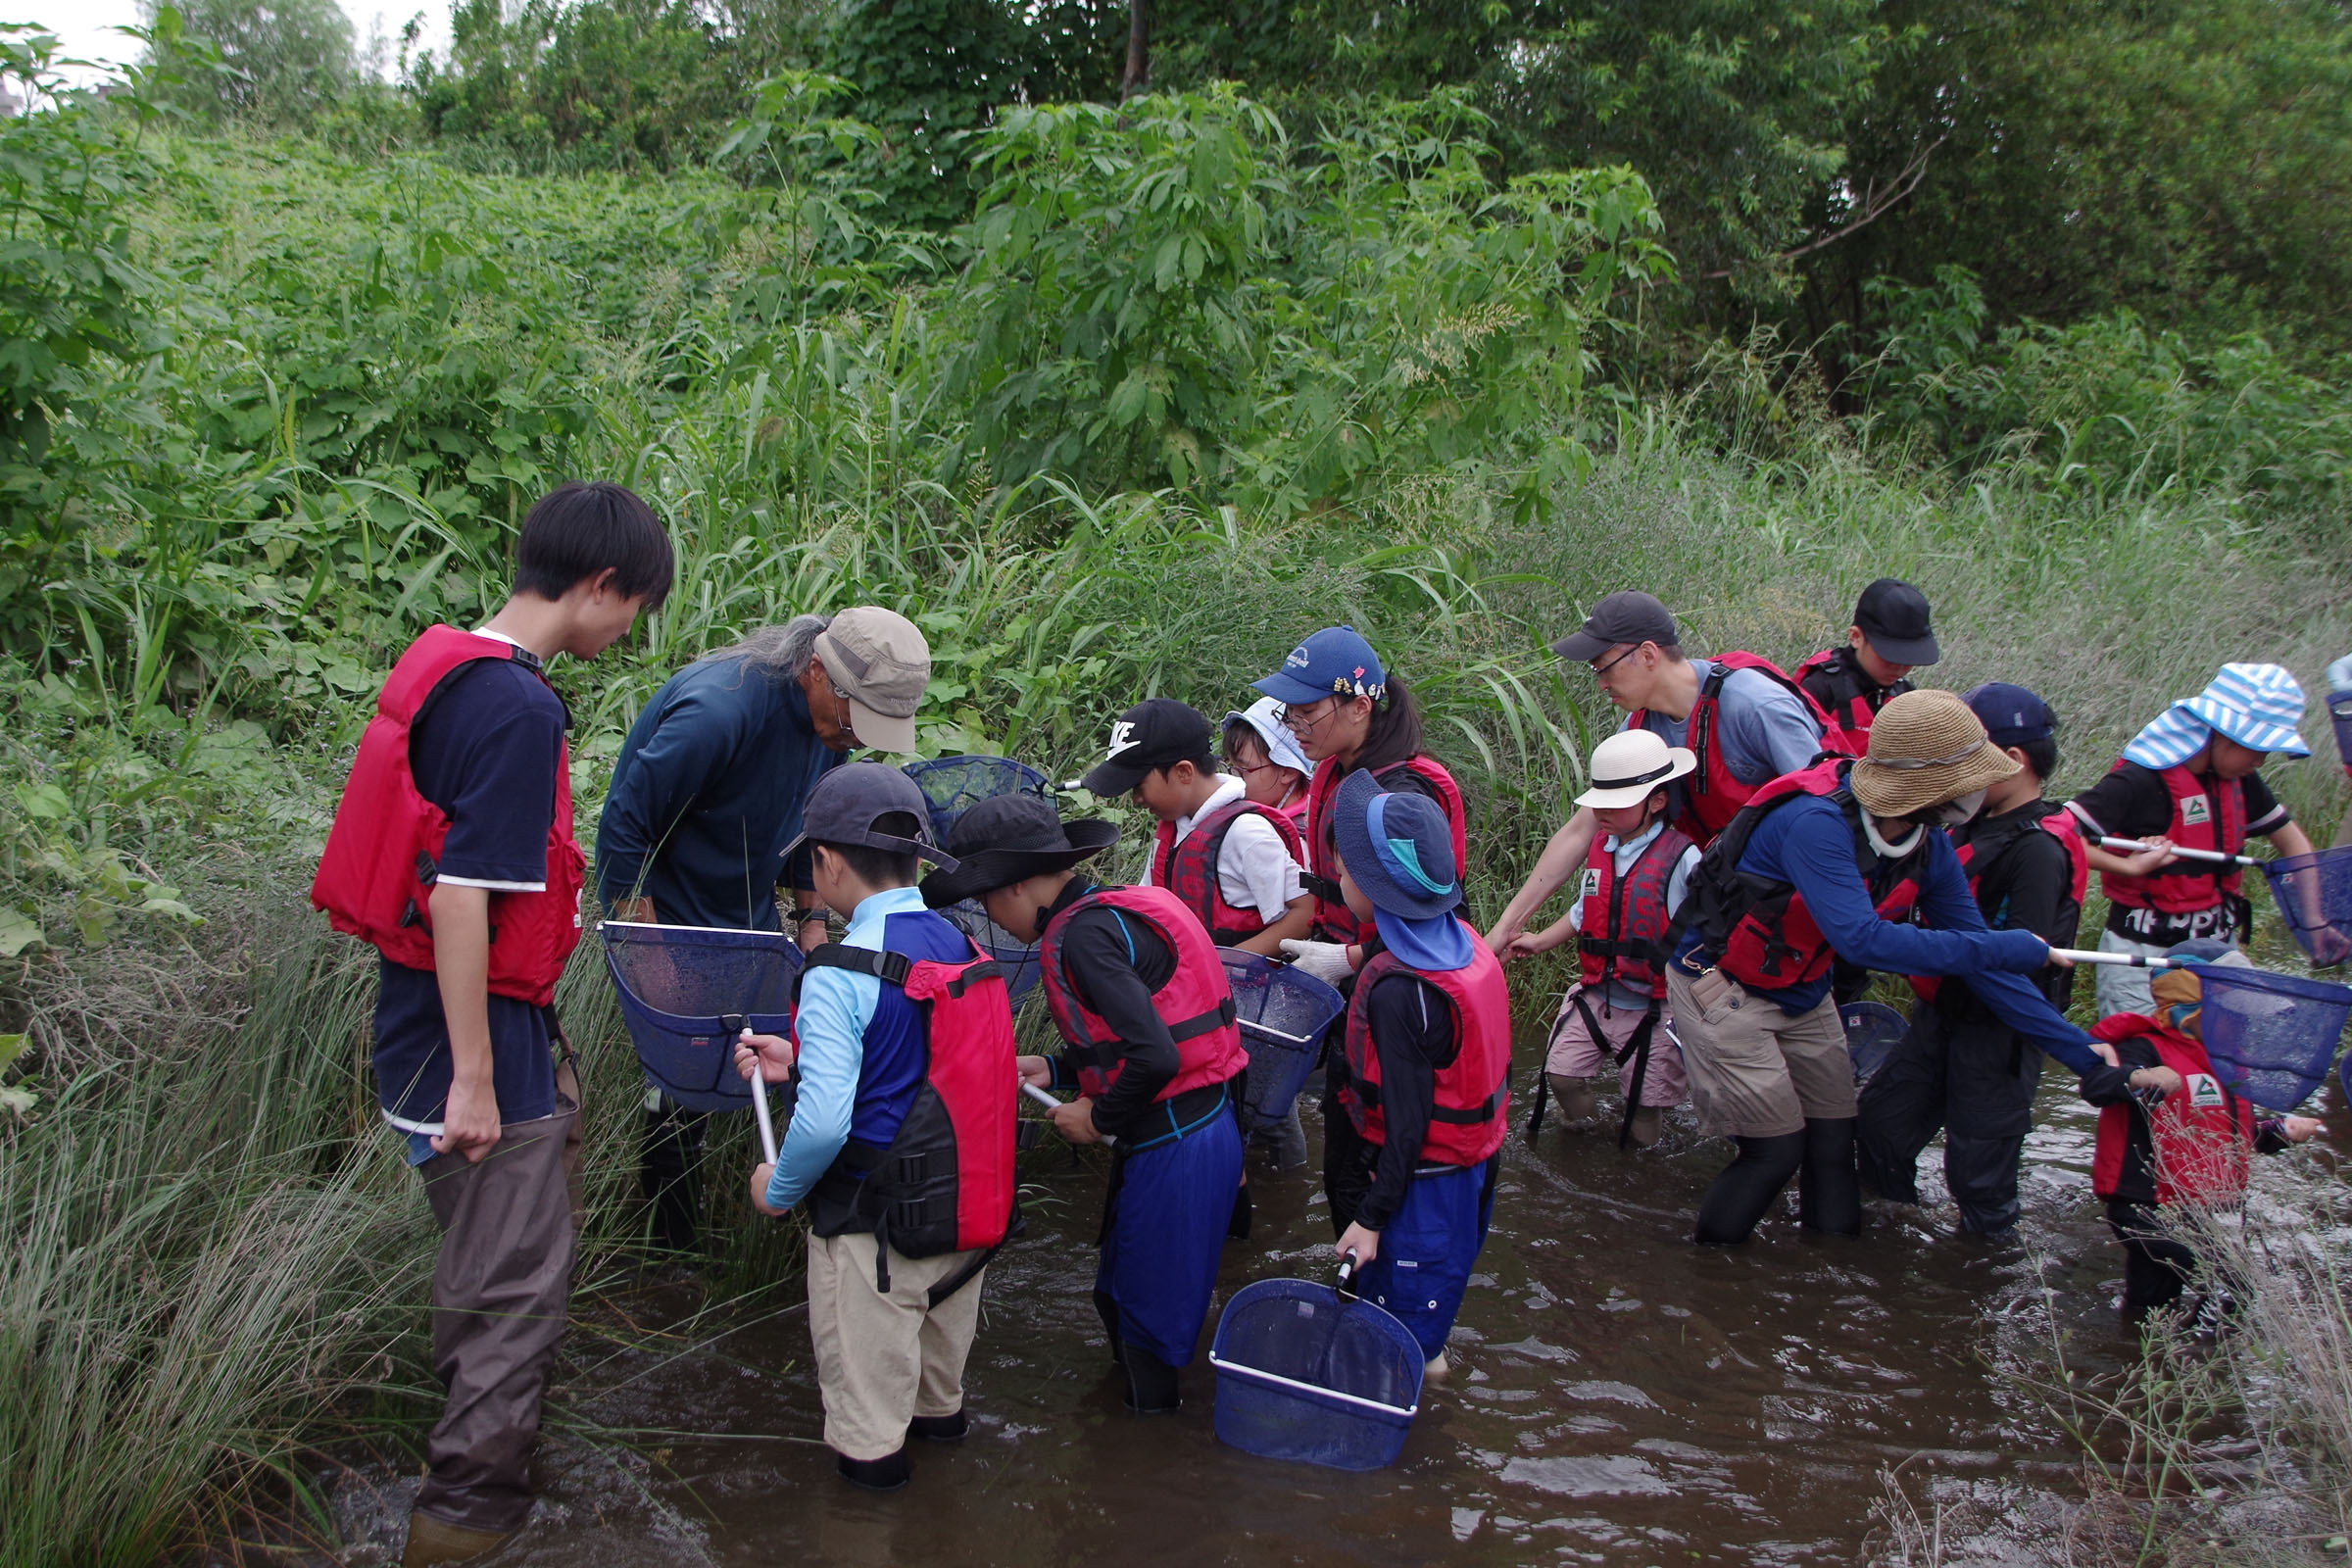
[{"x1": 1353, "y1": 670, "x2": 1426, "y2": 774}]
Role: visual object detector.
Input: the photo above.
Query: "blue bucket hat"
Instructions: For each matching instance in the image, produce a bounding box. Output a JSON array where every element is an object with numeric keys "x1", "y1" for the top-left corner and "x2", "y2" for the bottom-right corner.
[
  {"x1": 2124, "y1": 662, "x2": 2312, "y2": 768},
  {"x1": 1330, "y1": 768, "x2": 1459, "y2": 919},
  {"x1": 1252, "y1": 625, "x2": 1388, "y2": 708}
]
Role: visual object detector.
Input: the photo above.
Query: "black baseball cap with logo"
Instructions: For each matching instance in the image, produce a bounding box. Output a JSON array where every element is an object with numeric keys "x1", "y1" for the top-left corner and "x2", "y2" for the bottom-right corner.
[
  {"x1": 1853, "y1": 578, "x2": 1940, "y2": 666},
  {"x1": 1548, "y1": 590, "x2": 1683, "y2": 662},
  {"x1": 1079, "y1": 698, "x2": 1214, "y2": 797}
]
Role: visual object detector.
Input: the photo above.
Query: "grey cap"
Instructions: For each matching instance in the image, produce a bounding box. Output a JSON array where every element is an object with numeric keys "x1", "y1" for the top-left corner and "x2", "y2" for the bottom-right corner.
[
  {"x1": 814, "y1": 607, "x2": 931, "y2": 755},
  {"x1": 1549, "y1": 591, "x2": 1682, "y2": 662},
  {"x1": 780, "y1": 761, "x2": 956, "y2": 870}
]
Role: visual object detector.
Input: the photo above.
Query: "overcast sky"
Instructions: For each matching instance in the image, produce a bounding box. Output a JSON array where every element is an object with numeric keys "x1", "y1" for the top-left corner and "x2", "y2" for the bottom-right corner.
[{"x1": 13, "y1": 0, "x2": 450, "y2": 81}]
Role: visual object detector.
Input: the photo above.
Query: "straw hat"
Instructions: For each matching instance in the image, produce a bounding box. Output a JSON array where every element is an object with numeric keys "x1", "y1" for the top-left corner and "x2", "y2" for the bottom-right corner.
[{"x1": 1845, "y1": 689, "x2": 2021, "y2": 817}]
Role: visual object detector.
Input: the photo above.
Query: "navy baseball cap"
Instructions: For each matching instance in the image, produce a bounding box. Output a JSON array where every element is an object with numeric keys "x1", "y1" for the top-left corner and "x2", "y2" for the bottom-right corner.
[
  {"x1": 781, "y1": 760, "x2": 956, "y2": 869},
  {"x1": 1252, "y1": 625, "x2": 1388, "y2": 707},
  {"x1": 1330, "y1": 768, "x2": 1460, "y2": 919},
  {"x1": 1962, "y1": 682, "x2": 2057, "y2": 746}
]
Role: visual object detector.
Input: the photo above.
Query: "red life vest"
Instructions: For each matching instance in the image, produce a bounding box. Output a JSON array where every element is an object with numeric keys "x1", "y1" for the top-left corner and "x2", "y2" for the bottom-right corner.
[
  {"x1": 2089, "y1": 1014, "x2": 2255, "y2": 1206},
  {"x1": 1152, "y1": 796, "x2": 1306, "y2": 945},
  {"x1": 1793, "y1": 647, "x2": 1909, "y2": 758},
  {"x1": 309, "y1": 624, "x2": 585, "y2": 1007},
  {"x1": 1576, "y1": 823, "x2": 1693, "y2": 1001},
  {"x1": 1675, "y1": 759, "x2": 1931, "y2": 992},
  {"x1": 1910, "y1": 806, "x2": 2087, "y2": 1004},
  {"x1": 1038, "y1": 885, "x2": 1246, "y2": 1102},
  {"x1": 2098, "y1": 761, "x2": 2246, "y2": 914},
  {"x1": 1339, "y1": 937, "x2": 1511, "y2": 1164},
  {"x1": 1629, "y1": 652, "x2": 1838, "y2": 848},
  {"x1": 802, "y1": 940, "x2": 1020, "y2": 1260},
  {"x1": 1304, "y1": 753, "x2": 1468, "y2": 944}
]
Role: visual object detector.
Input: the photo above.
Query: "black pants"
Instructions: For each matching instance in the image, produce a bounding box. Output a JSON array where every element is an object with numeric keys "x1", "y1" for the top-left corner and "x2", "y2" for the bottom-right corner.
[
  {"x1": 641, "y1": 1094, "x2": 710, "y2": 1252},
  {"x1": 1855, "y1": 1006, "x2": 2039, "y2": 1235},
  {"x1": 2106, "y1": 1200, "x2": 2203, "y2": 1323}
]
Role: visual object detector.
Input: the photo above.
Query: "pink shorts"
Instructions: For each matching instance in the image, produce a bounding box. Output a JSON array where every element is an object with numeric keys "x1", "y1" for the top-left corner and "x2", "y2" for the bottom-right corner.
[{"x1": 1544, "y1": 985, "x2": 1687, "y2": 1108}]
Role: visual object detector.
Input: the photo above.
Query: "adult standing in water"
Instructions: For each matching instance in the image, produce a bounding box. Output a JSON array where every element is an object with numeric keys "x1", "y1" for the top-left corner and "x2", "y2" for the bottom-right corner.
[
  {"x1": 1668, "y1": 691, "x2": 2110, "y2": 1247},
  {"x1": 1249, "y1": 625, "x2": 1469, "y2": 986},
  {"x1": 1487, "y1": 592, "x2": 1828, "y2": 957},
  {"x1": 595, "y1": 608, "x2": 931, "y2": 1253}
]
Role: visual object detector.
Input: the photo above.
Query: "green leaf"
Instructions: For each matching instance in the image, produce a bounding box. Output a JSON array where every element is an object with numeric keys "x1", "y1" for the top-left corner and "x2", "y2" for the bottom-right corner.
[
  {"x1": 0, "y1": 910, "x2": 43, "y2": 957},
  {"x1": 0, "y1": 1033, "x2": 24, "y2": 1072}
]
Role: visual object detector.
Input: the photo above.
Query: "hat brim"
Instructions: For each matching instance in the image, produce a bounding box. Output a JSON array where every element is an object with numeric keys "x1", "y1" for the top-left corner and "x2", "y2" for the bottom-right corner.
[
  {"x1": 1575, "y1": 748, "x2": 1697, "y2": 809},
  {"x1": 1846, "y1": 744, "x2": 2021, "y2": 817},
  {"x1": 846, "y1": 695, "x2": 918, "y2": 755},
  {"x1": 1862, "y1": 630, "x2": 1941, "y2": 666},
  {"x1": 1224, "y1": 708, "x2": 1311, "y2": 778},
  {"x1": 781, "y1": 830, "x2": 956, "y2": 872},
  {"x1": 917, "y1": 818, "x2": 1119, "y2": 906},
  {"x1": 1329, "y1": 769, "x2": 1458, "y2": 920},
  {"x1": 2180, "y1": 696, "x2": 2310, "y2": 759},
  {"x1": 1250, "y1": 670, "x2": 1329, "y2": 706},
  {"x1": 1079, "y1": 758, "x2": 1152, "y2": 797},
  {"x1": 1548, "y1": 628, "x2": 1615, "y2": 662}
]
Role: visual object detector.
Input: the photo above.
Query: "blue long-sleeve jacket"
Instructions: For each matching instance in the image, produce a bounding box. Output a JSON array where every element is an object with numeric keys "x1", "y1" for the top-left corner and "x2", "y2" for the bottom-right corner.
[
  {"x1": 1687, "y1": 792, "x2": 2102, "y2": 1075},
  {"x1": 594, "y1": 656, "x2": 843, "y2": 929}
]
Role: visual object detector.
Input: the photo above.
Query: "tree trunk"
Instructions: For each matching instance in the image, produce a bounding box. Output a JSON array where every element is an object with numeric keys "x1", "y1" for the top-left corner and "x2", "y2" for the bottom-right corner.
[{"x1": 1121, "y1": 0, "x2": 1150, "y2": 100}]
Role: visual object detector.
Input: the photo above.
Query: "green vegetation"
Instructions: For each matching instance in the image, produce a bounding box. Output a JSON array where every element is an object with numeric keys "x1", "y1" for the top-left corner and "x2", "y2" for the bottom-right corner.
[{"x1": 3, "y1": 2, "x2": 2351, "y2": 1562}]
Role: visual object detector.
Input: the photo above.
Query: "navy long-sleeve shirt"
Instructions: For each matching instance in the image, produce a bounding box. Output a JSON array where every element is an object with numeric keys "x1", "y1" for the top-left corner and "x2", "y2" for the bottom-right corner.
[
  {"x1": 594, "y1": 656, "x2": 844, "y2": 930},
  {"x1": 1680, "y1": 786, "x2": 2103, "y2": 1075}
]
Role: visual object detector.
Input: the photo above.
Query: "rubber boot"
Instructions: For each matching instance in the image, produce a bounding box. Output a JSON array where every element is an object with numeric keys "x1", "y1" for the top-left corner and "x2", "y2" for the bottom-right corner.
[
  {"x1": 1625, "y1": 1106, "x2": 1665, "y2": 1149},
  {"x1": 1547, "y1": 1074, "x2": 1600, "y2": 1124},
  {"x1": 1122, "y1": 1348, "x2": 1182, "y2": 1413},
  {"x1": 640, "y1": 1098, "x2": 707, "y2": 1254},
  {"x1": 401, "y1": 1512, "x2": 513, "y2": 1568},
  {"x1": 907, "y1": 1409, "x2": 968, "y2": 1444},
  {"x1": 1093, "y1": 1288, "x2": 1124, "y2": 1368},
  {"x1": 1692, "y1": 1132, "x2": 1805, "y2": 1246},
  {"x1": 836, "y1": 1447, "x2": 911, "y2": 1491},
  {"x1": 1797, "y1": 1117, "x2": 1862, "y2": 1237}
]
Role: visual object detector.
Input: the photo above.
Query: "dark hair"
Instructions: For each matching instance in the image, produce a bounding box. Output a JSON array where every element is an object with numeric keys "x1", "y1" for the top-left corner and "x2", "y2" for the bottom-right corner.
[
  {"x1": 2014, "y1": 736, "x2": 2059, "y2": 783},
  {"x1": 514, "y1": 481, "x2": 674, "y2": 608},
  {"x1": 815, "y1": 810, "x2": 923, "y2": 888},
  {"x1": 1154, "y1": 751, "x2": 1219, "y2": 784},
  {"x1": 1352, "y1": 670, "x2": 1427, "y2": 774},
  {"x1": 1221, "y1": 718, "x2": 1261, "y2": 760}
]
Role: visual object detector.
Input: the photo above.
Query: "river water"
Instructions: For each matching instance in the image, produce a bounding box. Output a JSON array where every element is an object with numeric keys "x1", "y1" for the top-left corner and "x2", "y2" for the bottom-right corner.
[{"x1": 336, "y1": 1062, "x2": 2276, "y2": 1566}]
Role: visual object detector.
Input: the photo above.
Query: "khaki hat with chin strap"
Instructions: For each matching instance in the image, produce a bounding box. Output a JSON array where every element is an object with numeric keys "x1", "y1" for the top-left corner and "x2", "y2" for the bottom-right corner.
[
  {"x1": 814, "y1": 607, "x2": 930, "y2": 755},
  {"x1": 1846, "y1": 689, "x2": 2021, "y2": 817}
]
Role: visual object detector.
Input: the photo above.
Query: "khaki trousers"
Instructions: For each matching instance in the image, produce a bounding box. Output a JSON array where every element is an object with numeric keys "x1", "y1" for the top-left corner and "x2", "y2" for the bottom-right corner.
[
  {"x1": 805, "y1": 1231, "x2": 987, "y2": 1461},
  {"x1": 1667, "y1": 966, "x2": 1854, "y2": 1139}
]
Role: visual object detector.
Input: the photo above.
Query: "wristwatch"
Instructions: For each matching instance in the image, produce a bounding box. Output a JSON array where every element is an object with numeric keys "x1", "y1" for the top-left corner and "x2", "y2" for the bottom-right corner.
[{"x1": 792, "y1": 907, "x2": 832, "y2": 929}]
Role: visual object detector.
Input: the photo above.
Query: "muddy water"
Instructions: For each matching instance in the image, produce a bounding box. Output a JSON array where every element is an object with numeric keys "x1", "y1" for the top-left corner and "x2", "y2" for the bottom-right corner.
[{"x1": 394, "y1": 1064, "x2": 2227, "y2": 1568}]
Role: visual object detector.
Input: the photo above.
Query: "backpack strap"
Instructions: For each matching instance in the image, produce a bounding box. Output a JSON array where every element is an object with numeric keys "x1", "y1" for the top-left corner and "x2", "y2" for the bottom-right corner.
[{"x1": 808, "y1": 943, "x2": 1004, "y2": 999}]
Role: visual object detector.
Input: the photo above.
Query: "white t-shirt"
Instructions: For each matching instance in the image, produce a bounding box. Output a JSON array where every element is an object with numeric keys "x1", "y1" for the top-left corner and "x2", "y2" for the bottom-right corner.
[
  {"x1": 1139, "y1": 774, "x2": 1305, "y2": 918},
  {"x1": 1567, "y1": 818, "x2": 1702, "y2": 1009}
]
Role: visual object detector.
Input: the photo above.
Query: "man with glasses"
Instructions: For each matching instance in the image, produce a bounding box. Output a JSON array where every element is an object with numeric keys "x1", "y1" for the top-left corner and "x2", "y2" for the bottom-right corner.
[
  {"x1": 596, "y1": 607, "x2": 931, "y2": 1254},
  {"x1": 1486, "y1": 591, "x2": 1828, "y2": 956}
]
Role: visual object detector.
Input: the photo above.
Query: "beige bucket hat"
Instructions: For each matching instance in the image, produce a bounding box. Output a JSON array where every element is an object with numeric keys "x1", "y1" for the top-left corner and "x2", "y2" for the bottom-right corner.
[
  {"x1": 1846, "y1": 689, "x2": 2021, "y2": 817},
  {"x1": 814, "y1": 606, "x2": 931, "y2": 754}
]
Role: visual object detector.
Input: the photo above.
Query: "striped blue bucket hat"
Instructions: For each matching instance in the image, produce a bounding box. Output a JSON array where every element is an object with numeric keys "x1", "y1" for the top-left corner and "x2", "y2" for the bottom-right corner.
[{"x1": 2123, "y1": 662, "x2": 2311, "y2": 768}]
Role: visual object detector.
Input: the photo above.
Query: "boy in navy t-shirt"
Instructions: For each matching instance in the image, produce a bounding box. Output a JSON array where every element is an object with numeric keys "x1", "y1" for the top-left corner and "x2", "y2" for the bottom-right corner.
[{"x1": 312, "y1": 481, "x2": 671, "y2": 1568}]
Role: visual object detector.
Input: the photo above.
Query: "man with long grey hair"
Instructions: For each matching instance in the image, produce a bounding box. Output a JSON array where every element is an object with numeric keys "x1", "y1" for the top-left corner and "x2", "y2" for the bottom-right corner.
[{"x1": 597, "y1": 606, "x2": 932, "y2": 1253}]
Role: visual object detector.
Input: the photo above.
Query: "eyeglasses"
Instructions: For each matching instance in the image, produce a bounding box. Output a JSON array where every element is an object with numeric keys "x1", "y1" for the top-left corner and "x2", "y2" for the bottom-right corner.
[
  {"x1": 1226, "y1": 754, "x2": 1280, "y2": 776},
  {"x1": 1279, "y1": 698, "x2": 1337, "y2": 736},
  {"x1": 829, "y1": 680, "x2": 859, "y2": 740},
  {"x1": 1590, "y1": 644, "x2": 1642, "y2": 682}
]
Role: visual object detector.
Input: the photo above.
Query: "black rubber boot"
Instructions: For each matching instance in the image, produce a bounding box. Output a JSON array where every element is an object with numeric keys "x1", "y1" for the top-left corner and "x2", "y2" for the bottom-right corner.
[
  {"x1": 640, "y1": 1098, "x2": 709, "y2": 1253},
  {"x1": 1797, "y1": 1117, "x2": 1862, "y2": 1236},
  {"x1": 1692, "y1": 1132, "x2": 1805, "y2": 1246},
  {"x1": 1943, "y1": 1133, "x2": 2027, "y2": 1237},
  {"x1": 837, "y1": 1447, "x2": 911, "y2": 1491},
  {"x1": 1122, "y1": 1348, "x2": 1182, "y2": 1413},
  {"x1": 1093, "y1": 1288, "x2": 1124, "y2": 1367},
  {"x1": 907, "y1": 1409, "x2": 968, "y2": 1444}
]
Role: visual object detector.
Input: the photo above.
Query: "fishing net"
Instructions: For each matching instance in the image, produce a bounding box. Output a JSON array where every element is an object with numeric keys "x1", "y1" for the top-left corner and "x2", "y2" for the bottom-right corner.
[
  {"x1": 1210, "y1": 1277, "x2": 1424, "y2": 1471},
  {"x1": 2193, "y1": 963, "x2": 2352, "y2": 1111},
  {"x1": 1841, "y1": 1001, "x2": 1909, "y2": 1087},
  {"x1": 903, "y1": 756, "x2": 1053, "y2": 1004},
  {"x1": 2260, "y1": 847, "x2": 2352, "y2": 967},
  {"x1": 1219, "y1": 947, "x2": 1343, "y2": 1131},
  {"x1": 604, "y1": 922, "x2": 802, "y2": 1112}
]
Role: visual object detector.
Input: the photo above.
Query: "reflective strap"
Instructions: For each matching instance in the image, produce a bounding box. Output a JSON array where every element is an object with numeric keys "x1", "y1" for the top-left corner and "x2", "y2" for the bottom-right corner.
[{"x1": 1168, "y1": 996, "x2": 1238, "y2": 1042}]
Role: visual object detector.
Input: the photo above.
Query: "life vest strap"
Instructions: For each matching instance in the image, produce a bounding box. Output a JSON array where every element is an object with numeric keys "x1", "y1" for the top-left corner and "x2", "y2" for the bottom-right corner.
[
  {"x1": 808, "y1": 944, "x2": 1005, "y2": 998},
  {"x1": 1429, "y1": 1093, "x2": 1500, "y2": 1126},
  {"x1": 1168, "y1": 996, "x2": 1238, "y2": 1042}
]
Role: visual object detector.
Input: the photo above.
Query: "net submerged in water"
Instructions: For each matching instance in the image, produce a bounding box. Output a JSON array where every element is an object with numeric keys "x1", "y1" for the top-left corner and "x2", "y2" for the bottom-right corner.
[
  {"x1": 603, "y1": 922, "x2": 803, "y2": 1113},
  {"x1": 1210, "y1": 1276, "x2": 1424, "y2": 1471}
]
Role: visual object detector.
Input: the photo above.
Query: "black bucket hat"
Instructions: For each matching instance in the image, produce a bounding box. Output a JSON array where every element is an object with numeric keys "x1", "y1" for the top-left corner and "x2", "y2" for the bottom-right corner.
[{"x1": 918, "y1": 792, "x2": 1119, "y2": 907}]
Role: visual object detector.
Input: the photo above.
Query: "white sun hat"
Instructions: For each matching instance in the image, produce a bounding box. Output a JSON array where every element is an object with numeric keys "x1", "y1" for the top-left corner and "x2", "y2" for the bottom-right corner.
[{"x1": 1575, "y1": 728, "x2": 1697, "y2": 809}]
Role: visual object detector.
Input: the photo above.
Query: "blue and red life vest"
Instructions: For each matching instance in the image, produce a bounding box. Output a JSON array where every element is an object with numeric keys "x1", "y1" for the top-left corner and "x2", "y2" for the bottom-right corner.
[
  {"x1": 1339, "y1": 936, "x2": 1513, "y2": 1165},
  {"x1": 1038, "y1": 886, "x2": 1247, "y2": 1102},
  {"x1": 310, "y1": 624, "x2": 585, "y2": 1006}
]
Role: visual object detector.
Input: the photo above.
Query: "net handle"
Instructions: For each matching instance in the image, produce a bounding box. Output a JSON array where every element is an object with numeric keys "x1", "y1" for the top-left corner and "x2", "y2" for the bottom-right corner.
[
  {"x1": 2096, "y1": 835, "x2": 2264, "y2": 868},
  {"x1": 2048, "y1": 948, "x2": 2191, "y2": 969},
  {"x1": 1023, "y1": 1078, "x2": 1116, "y2": 1147},
  {"x1": 723, "y1": 1012, "x2": 780, "y2": 1165}
]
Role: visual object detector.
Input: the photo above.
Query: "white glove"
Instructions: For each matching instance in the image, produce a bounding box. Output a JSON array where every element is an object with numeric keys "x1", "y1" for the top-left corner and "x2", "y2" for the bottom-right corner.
[
  {"x1": 2328, "y1": 652, "x2": 2352, "y2": 696},
  {"x1": 1279, "y1": 939, "x2": 1354, "y2": 986}
]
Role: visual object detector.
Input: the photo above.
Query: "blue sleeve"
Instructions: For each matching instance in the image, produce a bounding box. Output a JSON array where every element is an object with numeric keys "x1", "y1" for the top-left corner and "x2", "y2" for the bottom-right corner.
[
  {"x1": 1774, "y1": 807, "x2": 2049, "y2": 978},
  {"x1": 1721, "y1": 668, "x2": 1828, "y2": 781},
  {"x1": 765, "y1": 964, "x2": 878, "y2": 1209},
  {"x1": 597, "y1": 681, "x2": 744, "y2": 907}
]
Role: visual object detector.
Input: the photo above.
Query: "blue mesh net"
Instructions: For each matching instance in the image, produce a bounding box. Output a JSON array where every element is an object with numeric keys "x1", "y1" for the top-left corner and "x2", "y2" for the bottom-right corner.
[
  {"x1": 1841, "y1": 1001, "x2": 1909, "y2": 1086},
  {"x1": 1211, "y1": 1277, "x2": 1424, "y2": 1471},
  {"x1": 1219, "y1": 948, "x2": 1344, "y2": 1131},
  {"x1": 2193, "y1": 963, "x2": 2352, "y2": 1111},
  {"x1": 903, "y1": 756, "x2": 1053, "y2": 1004},
  {"x1": 603, "y1": 923, "x2": 803, "y2": 1113},
  {"x1": 2261, "y1": 847, "x2": 2352, "y2": 966}
]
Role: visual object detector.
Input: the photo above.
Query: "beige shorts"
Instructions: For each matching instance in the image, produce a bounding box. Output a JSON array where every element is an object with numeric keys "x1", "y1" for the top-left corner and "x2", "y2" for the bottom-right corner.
[
  {"x1": 1544, "y1": 986, "x2": 1687, "y2": 1108},
  {"x1": 1665, "y1": 964, "x2": 1855, "y2": 1139}
]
